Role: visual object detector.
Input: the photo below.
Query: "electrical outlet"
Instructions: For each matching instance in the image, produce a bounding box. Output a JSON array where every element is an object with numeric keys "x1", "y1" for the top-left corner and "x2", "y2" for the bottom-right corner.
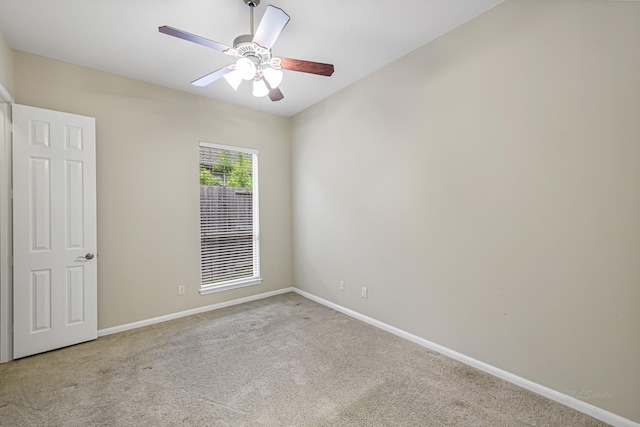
[
  {"x1": 178, "y1": 285, "x2": 185, "y2": 296},
  {"x1": 339, "y1": 280, "x2": 345, "y2": 291},
  {"x1": 361, "y1": 287, "x2": 368, "y2": 299}
]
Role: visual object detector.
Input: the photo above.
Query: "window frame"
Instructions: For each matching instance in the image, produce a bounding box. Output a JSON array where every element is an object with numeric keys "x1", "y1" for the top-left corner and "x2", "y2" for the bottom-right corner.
[{"x1": 199, "y1": 142, "x2": 261, "y2": 295}]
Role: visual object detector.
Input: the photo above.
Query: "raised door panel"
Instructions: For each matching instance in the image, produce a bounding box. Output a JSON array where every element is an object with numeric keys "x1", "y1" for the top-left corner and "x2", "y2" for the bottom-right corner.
[
  {"x1": 30, "y1": 157, "x2": 51, "y2": 252},
  {"x1": 30, "y1": 269, "x2": 52, "y2": 332},
  {"x1": 66, "y1": 266, "x2": 85, "y2": 325},
  {"x1": 65, "y1": 160, "x2": 84, "y2": 249}
]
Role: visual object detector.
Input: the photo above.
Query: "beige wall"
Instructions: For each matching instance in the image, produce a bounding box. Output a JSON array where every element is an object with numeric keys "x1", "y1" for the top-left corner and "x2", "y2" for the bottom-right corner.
[
  {"x1": 14, "y1": 51, "x2": 292, "y2": 329},
  {"x1": 292, "y1": 0, "x2": 640, "y2": 422},
  {"x1": 0, "y1": 31, "x2": 13, "y2": 95}
]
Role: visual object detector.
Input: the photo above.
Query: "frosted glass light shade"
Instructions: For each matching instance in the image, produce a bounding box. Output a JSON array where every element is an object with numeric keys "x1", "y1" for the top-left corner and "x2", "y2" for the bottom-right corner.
[
  {"x1": 223, "y1": 69, "x2": 243, "y2": 91},
  {"x1": 236, "y1": 58, "x2": 257, "y2": 80},
  {"x1": 253, "y1": 79, "x2": 269, "y2": 97},
  {"x1": 263, "y1": 67, "x2": 283, "y2": 89}
]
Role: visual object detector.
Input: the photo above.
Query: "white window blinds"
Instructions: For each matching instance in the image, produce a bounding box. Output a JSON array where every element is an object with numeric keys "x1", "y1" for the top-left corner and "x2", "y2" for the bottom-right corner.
[{"x1": 199, "y1": 143, "x2": 260, "y2": 294}]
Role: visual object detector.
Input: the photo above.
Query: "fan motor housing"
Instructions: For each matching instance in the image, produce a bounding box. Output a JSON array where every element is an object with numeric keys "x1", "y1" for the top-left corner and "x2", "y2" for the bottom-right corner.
[{"x1": 233, "y1": 34, "x2": 271, "y2": 65}]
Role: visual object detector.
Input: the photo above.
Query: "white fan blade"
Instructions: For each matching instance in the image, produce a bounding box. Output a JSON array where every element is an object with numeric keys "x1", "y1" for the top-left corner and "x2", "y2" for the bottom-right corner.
[
  {"x1": 159, "y1": 26, "x2": 236, "y2": 55},
  {"x1": 191, "y1": 65, "x2": 234, "y2": 87},
  {"x1": 253, "y1": 5, "x2": 290, "y2": 50}
]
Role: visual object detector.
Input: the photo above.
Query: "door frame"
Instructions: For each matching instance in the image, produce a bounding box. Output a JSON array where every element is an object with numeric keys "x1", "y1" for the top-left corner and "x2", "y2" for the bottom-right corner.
[{"x1": 0, "y1": 83, "x2": 14, "y2": 363}]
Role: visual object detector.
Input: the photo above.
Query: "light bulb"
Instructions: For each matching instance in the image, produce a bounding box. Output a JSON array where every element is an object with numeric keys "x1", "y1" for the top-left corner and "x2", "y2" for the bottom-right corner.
[
  {"x1": 223, "y1": 69, "x2": 243, "y2": 91},
  {"x1": 263, "y1": 67, "x2": 283, "y2": 89},
  {"x1": 236, "y1": 57, "x2": 257, "y2": 81},
  {"x1": 253, "y1": 79, "x2": 269, "y2": 98}
]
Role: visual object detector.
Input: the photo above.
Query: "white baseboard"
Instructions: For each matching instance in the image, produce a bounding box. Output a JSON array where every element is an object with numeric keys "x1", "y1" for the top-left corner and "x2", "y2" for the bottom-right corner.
[
  {"x1": 98, "y1": 287, "x2": 294, "y2": 337},
  {"x1": 292, "y1": 288, "x2": 639, "y2": 427}
]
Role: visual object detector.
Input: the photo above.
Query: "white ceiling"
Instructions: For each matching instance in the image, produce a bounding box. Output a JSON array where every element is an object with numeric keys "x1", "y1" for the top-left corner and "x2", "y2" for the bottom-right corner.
[{"x1": 0, "y1": 0, "x2": 503, "y2": 117}]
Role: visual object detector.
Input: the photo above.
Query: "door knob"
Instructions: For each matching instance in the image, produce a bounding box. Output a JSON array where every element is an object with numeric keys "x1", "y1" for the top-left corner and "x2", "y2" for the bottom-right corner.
[{"x1": 76, "y1": 253, "x2": 95, "y2": 260}]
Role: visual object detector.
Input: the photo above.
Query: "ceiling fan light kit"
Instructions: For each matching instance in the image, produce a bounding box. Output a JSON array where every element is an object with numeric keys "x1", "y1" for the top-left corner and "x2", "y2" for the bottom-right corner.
[
  {"x1": 253, "y1": 79, "x2": 270, "y2": 97},
  {"x1": 159, "y1": 0, "x2": 334, "y2": 102}
]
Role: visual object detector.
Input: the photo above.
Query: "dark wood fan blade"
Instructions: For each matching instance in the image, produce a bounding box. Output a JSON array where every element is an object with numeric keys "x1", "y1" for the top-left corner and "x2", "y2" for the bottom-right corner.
[
  {"x1": 159, "y1": 26, "x2": 235, "y2": 55},
  {"x1": 268, "y1": 86, "x2": 284, "y2": 102},
  {"x1": 280, "y1": 58, "x2": 334, "y2": 77},
  {"x1": 262, "y1": 77, "x2": 284, "y2": 102},
  {"x1": 253, "y1": 5, "x2": 290, "y2": 50},
  {"x1": 191, "y1": 65, "x2": 234, "y2": 87}
]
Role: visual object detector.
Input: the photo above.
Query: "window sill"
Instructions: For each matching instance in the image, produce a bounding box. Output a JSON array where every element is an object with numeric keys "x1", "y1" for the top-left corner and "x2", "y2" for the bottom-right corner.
[{"x1": 199, "y1": 277, "x2": 263, "y2": 295}]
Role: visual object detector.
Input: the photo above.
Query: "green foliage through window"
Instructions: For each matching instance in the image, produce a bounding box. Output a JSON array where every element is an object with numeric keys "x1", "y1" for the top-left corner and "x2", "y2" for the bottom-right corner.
[
  {"x1": 200, "y1": 165, "x2": 222, "y2": 186},
  {"x1": 200, "y1": 150, "x2": 252, "y2": 191},
  {"x1": 228, "y1": 153, "x2": 252, "y2": 190}
]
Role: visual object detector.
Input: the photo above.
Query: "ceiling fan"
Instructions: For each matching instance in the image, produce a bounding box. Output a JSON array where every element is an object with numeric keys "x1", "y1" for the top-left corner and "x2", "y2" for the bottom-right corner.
[{"x1": 159, "y1": 0, "x2": 335, "y2": 102}]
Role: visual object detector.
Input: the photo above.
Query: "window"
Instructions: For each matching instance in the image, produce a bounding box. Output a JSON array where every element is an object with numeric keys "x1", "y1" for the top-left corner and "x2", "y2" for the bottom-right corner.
[{"x1": 199, "y1": 142, "x2": 260, "y2": 294}]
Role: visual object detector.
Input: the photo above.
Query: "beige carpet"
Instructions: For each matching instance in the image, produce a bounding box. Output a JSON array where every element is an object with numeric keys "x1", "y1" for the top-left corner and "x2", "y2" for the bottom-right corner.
[{"x1": 0, "y1": 292, "x2": 608, "y2": 426}]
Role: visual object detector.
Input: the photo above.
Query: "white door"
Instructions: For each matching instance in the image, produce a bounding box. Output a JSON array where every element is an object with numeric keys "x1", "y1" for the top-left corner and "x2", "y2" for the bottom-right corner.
[{"x1": 12, "y1": 104, "x2": 97, "y2": 359}]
